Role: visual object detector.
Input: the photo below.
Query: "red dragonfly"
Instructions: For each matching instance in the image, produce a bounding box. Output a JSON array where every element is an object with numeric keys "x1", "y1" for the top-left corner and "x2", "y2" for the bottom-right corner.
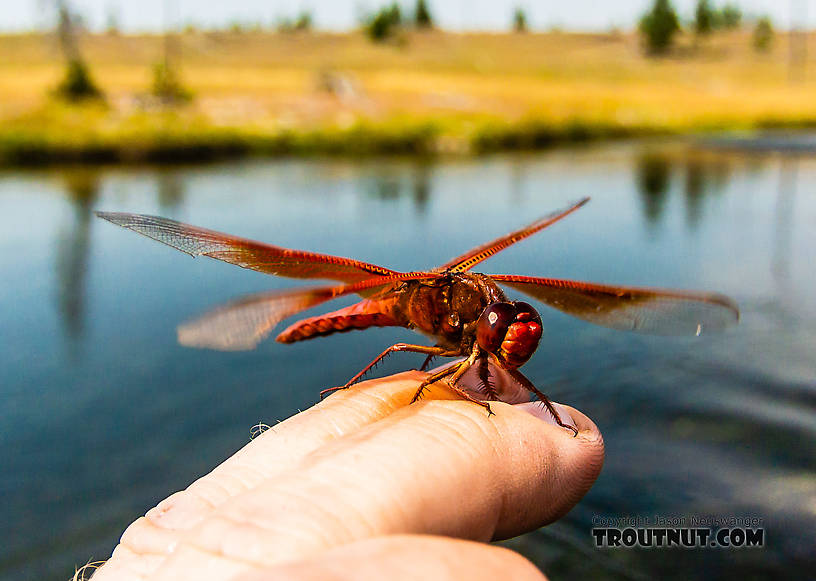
[{"x1": 97, "y1": 198, "x2": 738, "y2": 435}]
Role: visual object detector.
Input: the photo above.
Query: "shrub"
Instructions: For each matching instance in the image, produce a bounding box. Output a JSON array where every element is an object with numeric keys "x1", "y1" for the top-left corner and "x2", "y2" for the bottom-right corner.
[
  {"x1": 718, "y1": 3, "x2": 742, "y2": 29},
  {"x1": 152, "y1": 61, "x2": 192, "y2": 103},
  {"x1": 513, "y1": 8, "x2": 528, "y2": 33},
  {"x1": 694, "y1": 0, "x2": 715, "y2": 36},
  {"x1": 54, "y1": 58, "x2": 103, "y2": 101},
  {"x1": 295, "y1": 12, "x2": 312, "y2": 31},
  {"x1": 638, "y1": 0, "x2": 680, "y2": 55},
  {"x1": 365, "y1": 3, "x2": 403, "y2": 42},
  {"x1": 414, "y1": 0, "x2": 433, "y2": 29},
  {"x1": 278, "y1": 12, "x2": 312, "y2": 32},
  {"x1": 753, "y1": 17, "x2": 773, "y2": 52}
]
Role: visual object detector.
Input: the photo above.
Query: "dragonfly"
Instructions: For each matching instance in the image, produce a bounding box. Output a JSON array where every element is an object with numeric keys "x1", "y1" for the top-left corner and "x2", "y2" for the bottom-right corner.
[{"x1": 96, "y1": 198, "x2": 739, "y2": 435}]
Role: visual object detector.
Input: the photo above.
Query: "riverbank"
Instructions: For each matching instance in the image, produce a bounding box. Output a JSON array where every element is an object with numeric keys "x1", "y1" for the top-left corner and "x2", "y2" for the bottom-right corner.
[{"x1": 2, "y1": 30, "x2": 815, "y2": 165}]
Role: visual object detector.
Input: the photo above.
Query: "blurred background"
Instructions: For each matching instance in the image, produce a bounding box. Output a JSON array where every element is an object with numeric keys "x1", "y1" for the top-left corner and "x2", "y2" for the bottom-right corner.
[{"x1": 0, "y1": 1, "x2": 814, "y2": 580}]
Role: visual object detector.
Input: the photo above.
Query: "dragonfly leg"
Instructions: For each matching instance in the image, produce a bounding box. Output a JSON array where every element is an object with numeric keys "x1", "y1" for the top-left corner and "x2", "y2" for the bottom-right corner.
[
  {"x1": 476, "y1": 355, "x2": 499, "y2": 401},
  {"x1": 444, "y1": 381, "x2": 494, "y2": 416},
  {"x1": 443, "y1": 345, "x2": 494, "y2": 415},
  {"x1": 411, "y1": 346, "x2": 494, "y2": 415},
  {"x1": 409, "y1": 362, "x2": 459, "y2": 404},
  {"x1": 320, "y1": 343, "x2": 457, "y2": 399},
  {"x1": 446, "y1": 344, "x2": 480, "y2": 386},
  {"x1": 419, "y1": 352, "x2": 437, "y2": 371},
  {"x1": 507, "y1": 367, "x2": 578, "y2": 437}
]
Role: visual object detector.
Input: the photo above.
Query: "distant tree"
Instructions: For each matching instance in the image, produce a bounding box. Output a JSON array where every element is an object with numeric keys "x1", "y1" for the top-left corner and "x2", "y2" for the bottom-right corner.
[
  {"x1": 52, "y1": 1, "x2": 103, "y2": 101},
  {"x1": 151, "y1": 61, "x2": 191, "y2": 103},
  {"x1": 638, "y1": 0, "x2": 680, "y2": 55},
  {"x1": 385, "y1": 3, "x2": 402, "y2": 27},
  {"x1": 276, "y1": 17, "x2": 293, "y2": 32},
  {"x1": 752, "y1": 16, "x2": 773, "y2": 52},
  {"x1": 718, "y1": 3, "x2": 742, "y2": 29},
  {"x1": 105, "y1": 2, "x2": 120, "y2": 35},
  {"x1": 151, "y1": 0, "x2": 191, "y2": 105},
  {"x1": 294, "y1": 11, "x2": 312, "y2": 31},
  {"x1": 513, "y1": 7, "x2": 528, "y2": 33},
  {"x1": 414, "y1": 0, "x2": 433, "y2": 29},
  {"x1": 55, "y1": 58, "x2": 103, "y2": 101},
  {"x1": 279, "y1": 11, "x2": 312, "y2": 32},
  {"x1": 694, "y1": 0, "x2": 715, "y2": 36},
  {"x1": 365, "y1": 3, "x2": 403, "y2": 42}
]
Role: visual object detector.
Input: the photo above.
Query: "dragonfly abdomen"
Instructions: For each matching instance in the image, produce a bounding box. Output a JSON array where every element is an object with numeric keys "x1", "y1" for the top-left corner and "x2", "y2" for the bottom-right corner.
[{"x1": 276, "y1": 297, "x2": 404, "y2": 343}]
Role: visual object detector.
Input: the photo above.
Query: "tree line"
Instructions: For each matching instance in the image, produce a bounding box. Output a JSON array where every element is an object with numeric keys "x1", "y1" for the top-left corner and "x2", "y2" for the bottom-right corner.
[
  {"x1": 640, "y1": 0, "x2": 774, "y2": 55},
  {"x1": 50, "y1": 0, "x2": 779, "y2": 102}
]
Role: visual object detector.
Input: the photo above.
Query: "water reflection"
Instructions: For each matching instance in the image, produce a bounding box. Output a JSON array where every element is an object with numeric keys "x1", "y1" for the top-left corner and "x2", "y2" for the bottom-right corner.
[
  {"x1": 365, "y1": 161, "x2": 434, "y2": 213},
  {"x1": 156, "y1": 170, "x2": 186, "y2": 211},
  {"x1": 411, "y1": 162, "x2": 431, "y2": 213},
  {"x1": 368, "y1": 171, "x2": 401, "y2": 201},
  {"x1": 636, "y1": 150, "x2": 734, "y2": 231},
  {"x1": 683, "y1": 158, "x2": 705, "y2": 230},
  {"x1": 773, "y1": 159, "x2": 797, "y2": 291},
  {"x1": 508, "y1": 156, "x2": 528, "y2": 205},
  {"x1": 635, "y1": 153, "x2": 670, "y2": 227},
  {"x1": 55, "y1": 170, "x2": 98, "y2": 353}
]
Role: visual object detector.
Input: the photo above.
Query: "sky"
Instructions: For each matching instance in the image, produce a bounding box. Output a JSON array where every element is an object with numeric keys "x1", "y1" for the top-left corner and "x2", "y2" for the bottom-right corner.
[{"x1": 2, "y1": 0, "x2": 814, "y2": 33}]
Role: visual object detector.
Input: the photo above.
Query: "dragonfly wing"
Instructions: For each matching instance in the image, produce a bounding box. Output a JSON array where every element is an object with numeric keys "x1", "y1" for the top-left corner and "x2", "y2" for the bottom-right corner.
[
  {"x1": 96, "y1": 212, "x2": 399, "y2": 284},
  {"x1": 178, "y1": 287, "x2": 335, "y2": 350},
  {"x1": 177, "y1": 272, "x2": 438, "y2": 350},
  {"x1": 491, "y1": 275, "x2": 739, "y2": 336},
  {"x1": 440, "y1": 198, "x2": 589, "y2": 272}
]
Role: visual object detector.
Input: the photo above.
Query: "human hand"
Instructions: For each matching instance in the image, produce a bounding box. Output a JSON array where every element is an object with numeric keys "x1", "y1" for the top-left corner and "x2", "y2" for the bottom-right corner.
[{"x1": 84, "y1": 371, "x2": 604, "y2": 580}]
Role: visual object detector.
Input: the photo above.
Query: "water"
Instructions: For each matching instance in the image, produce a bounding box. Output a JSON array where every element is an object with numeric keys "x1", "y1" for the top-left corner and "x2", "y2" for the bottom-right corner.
[{"x1": 1, "y1": 143, "x2": 814, "y2": 580}]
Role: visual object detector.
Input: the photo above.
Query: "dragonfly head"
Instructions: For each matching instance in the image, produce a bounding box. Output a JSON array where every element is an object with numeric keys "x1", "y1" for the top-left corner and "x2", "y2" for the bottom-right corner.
[{"x1": 476, "y1": 301, "x2": 542, "y2": 368}]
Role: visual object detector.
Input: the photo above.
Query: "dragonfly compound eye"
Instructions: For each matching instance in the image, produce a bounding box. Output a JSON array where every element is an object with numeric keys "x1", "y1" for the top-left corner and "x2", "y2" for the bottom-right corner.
[
  {"x1": 513, "y1": 302, "x2": 541, "y2": 324},
  {"x1": 498, "y1": 302, "x2": 543, "y2": 368},
  {"x1": 476, "y1": 302, "x2": 516, "y2": 353}
]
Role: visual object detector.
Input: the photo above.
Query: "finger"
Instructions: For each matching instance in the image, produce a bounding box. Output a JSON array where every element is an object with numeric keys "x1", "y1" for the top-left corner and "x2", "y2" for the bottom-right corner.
[
  {"x1": 90, "y1": 372, "x2": 475, "y2": 580},
  {"x1": 170, "y1": 394, "x2": 603, "y2": 568},
  {"x1": 139, "y1": 372, "x2": 432, "y2": 532},
  {"x1": 231, "y1": 535, "x2": 548, "y2": 581},
  {"x1": 93, "y1": 373, "x2": 603, "y2": 579}
]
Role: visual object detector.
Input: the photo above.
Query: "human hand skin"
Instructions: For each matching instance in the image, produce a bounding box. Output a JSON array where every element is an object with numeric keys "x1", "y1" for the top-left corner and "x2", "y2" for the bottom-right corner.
[{"x1": 84, "y1": 371, "x2": 605, "y2": 581}]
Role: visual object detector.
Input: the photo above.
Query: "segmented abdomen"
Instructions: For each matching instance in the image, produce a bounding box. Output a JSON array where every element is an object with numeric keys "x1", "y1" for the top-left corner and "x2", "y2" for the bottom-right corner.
[{"x1": 276, "y1": 297, "x2": 403, "y2": 343}]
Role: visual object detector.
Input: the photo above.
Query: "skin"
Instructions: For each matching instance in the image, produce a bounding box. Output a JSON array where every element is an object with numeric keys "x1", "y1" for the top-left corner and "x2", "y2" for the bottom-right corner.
[{"x1": 83, "y1": 372, "x2": 605, "y2": 581}]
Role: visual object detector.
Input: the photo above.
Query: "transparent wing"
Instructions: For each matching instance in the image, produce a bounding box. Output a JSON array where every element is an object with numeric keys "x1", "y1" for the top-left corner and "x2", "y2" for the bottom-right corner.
[
  {"x1": 96, "y1": 212, "x2": 399, "y2": 284},
  {"x1": 177, "y1": 272, "x2": 438, "y2": 350},
  {"x1": 440, "y1": 197, "x2": 589, "y2": 272},
  {"x1": 491, "y1": 275, "x2": 739, "y2": 336}
]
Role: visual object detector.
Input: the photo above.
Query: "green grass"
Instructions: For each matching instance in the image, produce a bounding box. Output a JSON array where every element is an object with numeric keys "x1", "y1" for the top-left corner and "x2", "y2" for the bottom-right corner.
[{"x1": 0, "y1": 105, "x2": 444, "y2": 164}]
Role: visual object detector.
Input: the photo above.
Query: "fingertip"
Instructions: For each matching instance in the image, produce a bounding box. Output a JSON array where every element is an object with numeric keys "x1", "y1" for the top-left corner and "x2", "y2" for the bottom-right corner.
[
  {"x1": 515, "y1": 401, "x2": 577, "y2": 432},
  {"x1": 557, "y1": 403, "x2": 604, "y2": 444},
  {"x1": 515, "y1": 401, "x2": 603, "y2": 442}
]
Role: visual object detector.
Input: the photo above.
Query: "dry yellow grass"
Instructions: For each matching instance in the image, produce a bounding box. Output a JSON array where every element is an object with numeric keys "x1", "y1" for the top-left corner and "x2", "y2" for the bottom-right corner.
[{"x1": 0, "y1": 29, "x2": 815, "y2": 162}]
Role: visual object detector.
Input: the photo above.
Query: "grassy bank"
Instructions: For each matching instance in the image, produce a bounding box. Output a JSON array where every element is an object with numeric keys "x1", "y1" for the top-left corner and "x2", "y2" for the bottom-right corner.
[{"x1": 1, "y1": 30, "x2": 816, "y2": 164}]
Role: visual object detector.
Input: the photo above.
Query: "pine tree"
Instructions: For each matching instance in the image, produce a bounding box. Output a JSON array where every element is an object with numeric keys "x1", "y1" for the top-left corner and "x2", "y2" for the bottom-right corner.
[
  {"x1": 638, "y1": 0, "x2": 680, "y2": 55},
  {"x1": 719, "y1": 3, "x2": 742, "y2": 29},
  {"x1": 753, "y1": 17, "x2": 773, "y2": 52},
  {"x1": 694, "y1": 0, "x2": 715, "y2": 36},
  {"x1": 415, "y1": 0, "x2": 433, "y2": 29},
  {"x1": 513, "y1": 8, "x2": 528, "y2": 33}
]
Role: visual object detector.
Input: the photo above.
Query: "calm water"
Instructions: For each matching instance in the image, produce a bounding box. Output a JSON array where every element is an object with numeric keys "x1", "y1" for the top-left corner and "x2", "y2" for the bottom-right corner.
[{"x1": 1, "y1": 143, "x2": 814, "y2": 580}]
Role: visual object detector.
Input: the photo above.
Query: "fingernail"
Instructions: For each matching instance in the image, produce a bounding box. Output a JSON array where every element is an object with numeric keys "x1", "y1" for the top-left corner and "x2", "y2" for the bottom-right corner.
[{"x1": 517, "y1": 401, "x2": 578, "y2": 433}]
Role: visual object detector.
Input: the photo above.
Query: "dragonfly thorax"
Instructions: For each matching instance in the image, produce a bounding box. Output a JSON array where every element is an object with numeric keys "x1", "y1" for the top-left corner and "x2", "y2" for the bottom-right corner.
[{"x1": 398, "y1": 272, "x2": 505, "y2": 351}]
